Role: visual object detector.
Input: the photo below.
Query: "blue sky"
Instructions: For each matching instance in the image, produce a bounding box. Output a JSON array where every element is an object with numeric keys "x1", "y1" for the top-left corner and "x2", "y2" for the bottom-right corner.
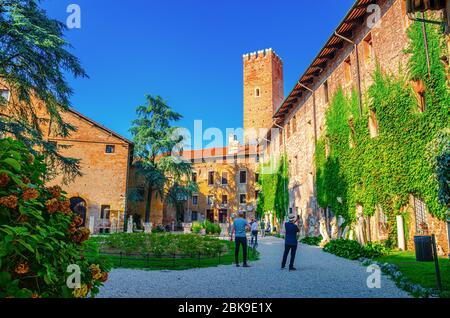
[{"x1": 42, "y1": 0, "x2": 355, "y2": 147}]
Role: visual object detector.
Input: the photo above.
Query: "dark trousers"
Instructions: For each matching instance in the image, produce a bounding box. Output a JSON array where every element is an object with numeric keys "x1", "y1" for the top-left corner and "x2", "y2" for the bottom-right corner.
[
  {"x1": 251, "y1": 230, "x2": 258, "y2": 245},
  {"x1": 235, "y1": 237, "x2": 248, "y2": 265},
  {"x1": 281, "y1": 244, "x2": 298, "y2": 269}
]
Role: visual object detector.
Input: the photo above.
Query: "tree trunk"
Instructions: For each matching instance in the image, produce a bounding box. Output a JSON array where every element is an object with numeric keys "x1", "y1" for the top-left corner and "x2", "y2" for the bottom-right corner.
[{"x1": 145, "y1": 186, "x2": 153, "y2": 224}]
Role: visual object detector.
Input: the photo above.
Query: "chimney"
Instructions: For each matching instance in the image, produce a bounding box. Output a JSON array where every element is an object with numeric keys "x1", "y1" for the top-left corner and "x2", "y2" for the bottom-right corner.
[{"x1": 228, "y1": 134, "x2": 239, "y2": 155}]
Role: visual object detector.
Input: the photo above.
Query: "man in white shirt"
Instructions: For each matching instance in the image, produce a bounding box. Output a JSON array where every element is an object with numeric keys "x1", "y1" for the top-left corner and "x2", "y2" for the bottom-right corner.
[{"x1": 250, "y1": 219, "x2": 259, "y2": 246}]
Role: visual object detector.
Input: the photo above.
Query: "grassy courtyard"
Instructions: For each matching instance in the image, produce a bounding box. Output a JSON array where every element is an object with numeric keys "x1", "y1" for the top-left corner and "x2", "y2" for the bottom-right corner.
[
  {"x1": 89, "y1": 233, "x2": 259, "y2": 271},
  {"x1": 375, "y1": 251, "x2": 450, "y2": 298}
]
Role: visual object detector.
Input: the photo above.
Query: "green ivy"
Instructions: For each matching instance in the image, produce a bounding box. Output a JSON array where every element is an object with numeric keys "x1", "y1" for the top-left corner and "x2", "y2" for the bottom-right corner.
[
  {"x1": 257, "y1": 154, "x2": 289, "y2": 221},
  {"x1": 315, "y1": 19, "x2": 449, "y2": 237}
]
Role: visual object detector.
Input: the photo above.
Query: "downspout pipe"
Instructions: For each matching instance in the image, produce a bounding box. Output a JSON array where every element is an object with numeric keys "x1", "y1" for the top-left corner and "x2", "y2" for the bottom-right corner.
[
  {"x1": 298, "y1": 82, "x2": 318, "y2": 144},
  {"x1": 334, "y1": 31, "x2": 363, "y2": 118}
]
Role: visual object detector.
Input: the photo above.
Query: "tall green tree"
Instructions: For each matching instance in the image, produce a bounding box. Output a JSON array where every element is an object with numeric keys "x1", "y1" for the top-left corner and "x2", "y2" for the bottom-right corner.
[
  {"x1": 129, "y1": 95, "x2": 197, "y2": 224},
  {"x1": 0, "y1": 0, "x2": 86, "y2": 181}
]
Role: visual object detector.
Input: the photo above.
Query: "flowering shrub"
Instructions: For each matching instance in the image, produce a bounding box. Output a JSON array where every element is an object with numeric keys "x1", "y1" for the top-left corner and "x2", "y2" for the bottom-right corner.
[{"x1": 0, "y1": 138, "x2": 110, "y2": 298}]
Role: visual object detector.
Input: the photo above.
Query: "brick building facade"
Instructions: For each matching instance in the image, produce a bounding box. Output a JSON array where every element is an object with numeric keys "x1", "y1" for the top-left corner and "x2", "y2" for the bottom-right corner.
[
  {"x1": 256, "y1": 0, "x2": 449, "y2": 255},
  {"x1": 127, "y1": 135, "x2": 259, "y2": 229},
  {"x1": 39, "y1": 106, "x2": 133, "y2": 234}
]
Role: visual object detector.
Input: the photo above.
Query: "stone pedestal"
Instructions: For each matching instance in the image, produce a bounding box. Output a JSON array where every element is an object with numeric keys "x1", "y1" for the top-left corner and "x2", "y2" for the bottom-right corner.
[
  {"x1": 144, "y1": 223, "x2": 152, "y2": 234},
  {"x1": 396, "y1": 215, "x2": 405, "y2": 251},
  {"x1": 89, "y1": 215, "x2": 95, "y2": 234},
  {"x1": 182, "y1": 223, "x2": 192, "y2": 234},
  {"x1": 127, "y1": 216, "x2": 133, "y2": 233}
]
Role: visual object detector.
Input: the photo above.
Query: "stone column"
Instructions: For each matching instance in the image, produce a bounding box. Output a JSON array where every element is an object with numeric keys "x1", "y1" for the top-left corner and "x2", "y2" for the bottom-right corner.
[
  {"x1": 89, "y1": 215, "x2": 95, "y2": 234},
  {"x1": 396, "y1": 215, "x2": 406, "y2": 251}
]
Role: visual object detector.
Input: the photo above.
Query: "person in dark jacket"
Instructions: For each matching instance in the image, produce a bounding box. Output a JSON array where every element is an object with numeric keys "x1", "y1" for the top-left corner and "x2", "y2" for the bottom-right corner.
[{"x1": 281, "y1": 214, "x2": 300, "y2": 271}]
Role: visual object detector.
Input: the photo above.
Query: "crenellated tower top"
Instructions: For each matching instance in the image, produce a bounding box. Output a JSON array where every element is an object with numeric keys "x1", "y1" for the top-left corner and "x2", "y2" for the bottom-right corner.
[{"x1": 243, "y1": 48, "x2": 284, "y2": 144}]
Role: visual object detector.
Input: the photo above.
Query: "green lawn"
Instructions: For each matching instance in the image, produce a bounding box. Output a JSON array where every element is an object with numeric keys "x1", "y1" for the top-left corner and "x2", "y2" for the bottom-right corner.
[
  {"x1": 99, "y1": 241, "x2": 259, "y2": 271},
  {"x1": 375, "y1": 251, "x2": 450, "y2": 297}
]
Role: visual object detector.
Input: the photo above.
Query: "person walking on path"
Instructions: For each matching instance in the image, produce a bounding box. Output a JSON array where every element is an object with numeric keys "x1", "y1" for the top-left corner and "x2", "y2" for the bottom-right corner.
[
  {"x1": 231, "y1": 211, "x2": 251, "y2": 267},
  {"x1": 260, "y1": 219, "x2": 265, "y2": 238},
  {"x1": 281, "y1": 214, "x2": 300, "y2": 271},
  {"x1": 250, "y1": 219, "x2": 259, "y2": 246}
]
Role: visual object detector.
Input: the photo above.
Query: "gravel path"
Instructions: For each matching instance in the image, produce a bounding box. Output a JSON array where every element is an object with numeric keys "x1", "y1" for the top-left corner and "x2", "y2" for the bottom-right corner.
[{"x1": 98, "y1": 236, "x2": 410, "y2": 298}]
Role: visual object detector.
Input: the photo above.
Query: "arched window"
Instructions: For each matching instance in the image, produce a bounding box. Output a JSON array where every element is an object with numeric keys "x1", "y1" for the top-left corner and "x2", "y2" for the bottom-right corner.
[{"x1": 70, "y1": 197, "x2": 87, "y2": 226}]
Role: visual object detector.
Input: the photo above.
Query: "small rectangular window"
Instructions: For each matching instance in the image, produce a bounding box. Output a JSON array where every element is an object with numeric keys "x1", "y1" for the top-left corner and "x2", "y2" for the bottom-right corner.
[
  {"x1": 105, "y1": 145, "x2": 115, "y2": 154},
  {"x1": 100, "y1": 205, "x2": 111, "y2": 219},
  {"x1": 222, "y1": 195, "x2": 228, "y2": 204},
  {"x1": 412, "y1": 80, "x2": 426, "y2": 112},
  {"x1": 191, "y1": 211, "x2": 198, "y2": 221},
  {"x1": 363, "y1": 33, "x2": 374, "y2": 65},
  {"x1": 239, "y1": 194, "x2": 247, "y2": 204},
  {"x1": 192, "y1": 195, "x2": 198, "y2": 205},
  {"x1": 207, "y1": 195, "x2": 214, "y2": 206},
  {"x1": 221, "y1": 172, "x2": 228, "y2": 185},
  {"x1": 255, "y1": 173, "x2": 259, "y2": 183},
  {"x1": 208, "y1": 171, "x2": 215, "y2": 185},
  {"x1": 0, "y1": 89, "x2": 10, "y2": 102},
  {"x1": 192, "y1": 172, "x2": 197, "y2": 183},
  {"x1": 344, "y1": 57, "x2": 352, "y2": 83},
  {"x1": 239, "y1": 170, "x2": 247, "y2": 184},
  {"x1": 324, "y1": 80, "x2": 329, "y2": 104}
]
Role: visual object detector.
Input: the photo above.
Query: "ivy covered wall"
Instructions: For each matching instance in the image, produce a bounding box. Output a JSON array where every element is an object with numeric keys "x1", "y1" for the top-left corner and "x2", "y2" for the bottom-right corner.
[
  {"x1": 315, "y1": 20, "x2": 449, "y2": 234},
  {"x1": 256, "y1": 155, "x2": 289, "y2": 222}
]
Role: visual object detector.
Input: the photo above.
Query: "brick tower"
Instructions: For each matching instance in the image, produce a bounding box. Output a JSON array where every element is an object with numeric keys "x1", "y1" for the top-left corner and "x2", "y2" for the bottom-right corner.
[{"x1": 243, "y1": 48, "x2": 284, "y2": 144}]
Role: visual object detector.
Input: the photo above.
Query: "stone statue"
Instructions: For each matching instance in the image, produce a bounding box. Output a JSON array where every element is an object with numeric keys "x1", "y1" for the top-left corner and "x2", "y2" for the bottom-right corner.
[
  {"x1": 319, "y1": 218, "x2": 330, "y2": 246},
  {"x1": 127, "y1": 216, "x2": 133, "y2": 233},
  {"x1": 330, "y1": 217, "x2": 339, "y2": 240},
  {"x1": 308, "y1": 215, "x2": 316, "y2": 237},
  {"x1": 356, "y1": 214, "x2": 367, "y2": 245},
  {"x1": 337, "y1": 215, "x2": 345, "y2": 238},
  {"x1": 341, "y1": 226, "x2": 349, "y2": 239},
  {"x1": 298, "y1": 218, "x2": 305, "y2": 239}
]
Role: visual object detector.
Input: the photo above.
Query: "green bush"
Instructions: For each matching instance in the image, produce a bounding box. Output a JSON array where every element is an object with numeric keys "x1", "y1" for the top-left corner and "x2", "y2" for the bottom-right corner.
[
  {"x1": 364, "y1": 241, "x2": 390, "y2": 258},
  {"x1": 323, "y1": 239, "x2": 365, "y2": 260},
  {"x1": 300, "y1": 236, "x2": 323, "y2": 246},
  {"x1": 323, "y1": 239, "x2": 390, "y2": 260},
  {"x1": 191, "y1": 222, "x2": 202, "y2": 234},
  {"x1": 0, "y1": 138, "x2": 110, "y2": 298},
  {"x1": 189, "y1": 220, "x2": 221, "y2": 235}
]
